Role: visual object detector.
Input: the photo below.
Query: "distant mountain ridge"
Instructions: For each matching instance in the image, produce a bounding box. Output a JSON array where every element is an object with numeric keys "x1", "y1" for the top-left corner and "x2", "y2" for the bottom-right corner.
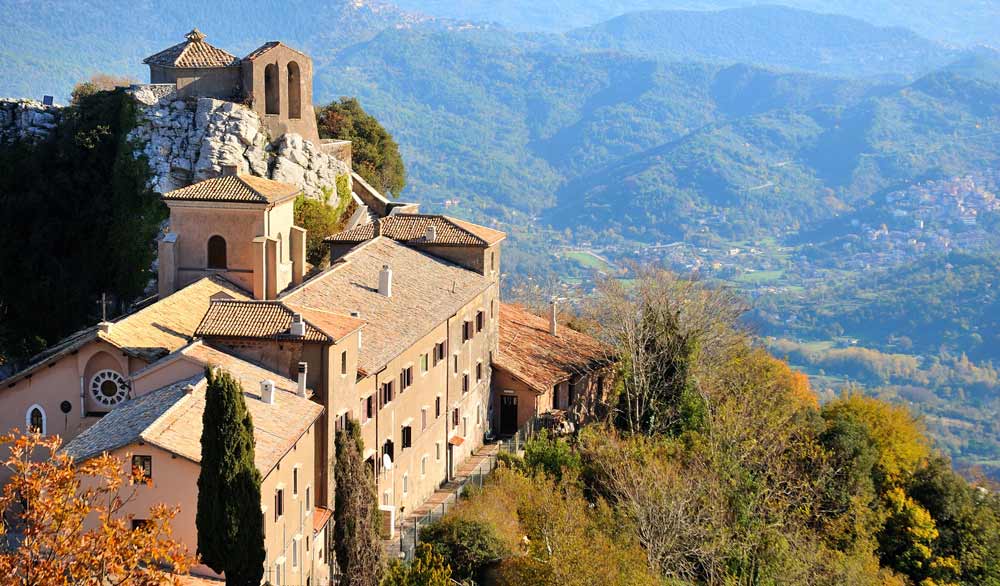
[{"x1": 566, "y1": 6, "x2": 957, "y2": 77}]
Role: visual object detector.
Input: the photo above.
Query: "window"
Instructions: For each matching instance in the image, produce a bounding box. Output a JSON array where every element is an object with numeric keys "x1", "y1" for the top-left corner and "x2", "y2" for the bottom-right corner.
[
  {"x1": 421, "y1": 353, "x2": 429, "y2": 373},
  {"x1": 421, "y1": 455, "x2": 427, "y2": 476},
  {"x1": 492, "y1": 299, "x2": 496, "y2": 319},
  {"x1": 25, "y1": 405, "x2": 45, "y2": 434},
  {"x1": 335, "y1": 412, "x2": 348, "y2": 433},
  {"x1": 476, "y1": 311, "x2": 484, "y2": 333},
  {"x1": 264, "y1": 63, "x2": 280, "y2": 115},
  {"x1": 207, "y1": 235, "x2": 227, "y2": 269},
  {"x1": 462, "y1": 373, "x2": 469, "y2": 394},
  {"x1": 401, "y1": 425, "x2": 412, "y2": 449},
  {"x1": 421, "y1": 407, "x2": 428, "y2": 430},
  {"x1": 476, "y1": 361, "x2": 483, "y2": 382},
  {"x1": 89, "y1": 370, "x2": 128, "y2": 407},
  {"x1": 453, "y1": 355, "x2": 459, "y2": 374},
  {"x1": 306, "y1": 486, "x2": 311, "y2": 512},
  {"x1": 476, "y1": 404, "x2": 481, "y2": 425},
  {"x1": 274, "y1": 488, "x2": 284, "y2": 521},
  {"x1": 434, "y1": 341, "x2": 446, "y2": 364},
  {"x1": 462, "y1": 416, "x2": 468, "y2": 437},
  {"x1": 381, "y1": 381, "x2": 394, "y2": 407},
  {"x1": 452, "y1": 408, "x2": 460, "y2": 427},
  {"x1": 366, "y1": 395, "x2": 374, "y2": 421},
  {"x1": 341, "y1": 351, "x2": 348, "y2": 375},
  {"x1": 292, "y1": 539, "x2": 299, "y2": 569},
  {"x1": 274, "y1": 561, "x2": 284, "y2": 586},
  {"x1": 132, "y1": 455, "x2": 152, "y2": 481},
  {"x1": 360, "y1": 397, "x2": 368, "y2": 424},
  {"x1": 402, "y1": 473, "x2": 408, "y2": 495},
  {"x1": 382, "y1": 439, "x2": 395, "y2": 463},
  {"x1": 462, "y1": 321, "x2": 473, "y2": 342},
  {"x1": 400, "y1": 366, "x2": 414, "y2": 391},
  {"x1": 436, "y1": 442, "x2": 442, "y2": 461},
  {"x1": 287, "y1": 61, "x2": 301, "y2": 119},
  {"x1": 491, "y1": 251, "x2": 496, "y2": 272},
  {"x1": 435, "y1": 396, "x2": 441, "y2": 418},
  {"x1": 293, "y1": 467, "x2": 299, "y2": 497}
]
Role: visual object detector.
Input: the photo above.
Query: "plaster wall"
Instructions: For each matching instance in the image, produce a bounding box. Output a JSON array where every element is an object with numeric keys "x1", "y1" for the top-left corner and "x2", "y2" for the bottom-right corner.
[
  {"x1": 242, "y1": 45, "x2": 320, "y2": 144},
  {"x1": 168, "y1": 204, "x2": 265, "y2": 292}
]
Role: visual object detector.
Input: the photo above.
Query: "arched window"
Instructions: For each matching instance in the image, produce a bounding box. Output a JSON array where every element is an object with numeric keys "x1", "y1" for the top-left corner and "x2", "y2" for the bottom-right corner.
[
  {"x1": 276, "y1": 232, "x2": 285, "y2": 263},
  {"x1": 264, "y1": 63, "x2": 280, "y2": 115},
  {"x1": 207, "y1": 235, "x2": 227, "y2": 269},
  {"x1": 26, "y1": 405, "x2": 46, "y2": 434},
  {"x1": 287, "y1": 62, "x2": 301, "y2": 119}
]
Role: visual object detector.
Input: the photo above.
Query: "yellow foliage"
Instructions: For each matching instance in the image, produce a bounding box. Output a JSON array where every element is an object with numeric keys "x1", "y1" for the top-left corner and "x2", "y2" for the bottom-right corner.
[{"x1": 824, "y1": 393, "x2": 930, "y2": 485}]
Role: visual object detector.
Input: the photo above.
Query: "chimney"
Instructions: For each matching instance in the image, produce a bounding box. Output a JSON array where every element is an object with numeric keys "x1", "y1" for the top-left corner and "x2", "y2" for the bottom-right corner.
[
  {"x1": 261, "y1": 380, "x2": 276, "y2": 405},
  {"x1": 97, "y1": 322, "x2": 112, "y2": 334},
  {"x1": 290, "y1": 313, "x2": 306, "y2": 337},
  {"x1": 425, "y1": 224, "x2": 437, "y2": 242},
  {"x1": 378, "y1": 265, "x2": 392, "y2": 297},
  {"x1": 549, "y1": 299, "x2": 558, "y2": 337},
  {"x1": 373, "y1": 218, "x2": 382, "y2": 237},
  {"x1": 221, "y1": 163, "x2": 239, "y2": 177},
  {"x1": 351, "y1": 311, "x2": 362, "y2": 350},
  {"x1": 297, "y1": 362, "x2": 308, "y2": 397},
  {"x1": 183, "y1": 383, "x2": 196, "y2": 395}
]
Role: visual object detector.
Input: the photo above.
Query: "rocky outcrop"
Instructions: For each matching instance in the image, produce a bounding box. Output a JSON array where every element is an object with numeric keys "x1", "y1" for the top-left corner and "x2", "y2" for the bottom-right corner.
[
  {"x1": 128, "y1": 96, "x2": 350, "y2": 197},
  {"x1": 0, "y1": 99, "x2": 61, "y2": 144},
  {"x1": 0, "y1": 95, "x2": 351, "y2": 199}
]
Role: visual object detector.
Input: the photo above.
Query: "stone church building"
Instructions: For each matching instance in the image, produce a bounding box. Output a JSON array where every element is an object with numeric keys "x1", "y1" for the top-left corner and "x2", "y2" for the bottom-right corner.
[{"x1": 144, "y1": 29, "x2": 321, "y2": 144}]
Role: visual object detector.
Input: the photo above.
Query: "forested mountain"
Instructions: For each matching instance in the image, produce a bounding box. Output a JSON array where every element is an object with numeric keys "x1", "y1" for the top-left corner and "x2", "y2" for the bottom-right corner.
[
  {"x1": 550, "y1": 62, "x2": 1000, "y2": 241},
  {"x1": 567, "y1": 6, "x2": 956, "y2": 77},
  {"x1": 394, "y1": 0, "x2": 1000, "y2": 46}
]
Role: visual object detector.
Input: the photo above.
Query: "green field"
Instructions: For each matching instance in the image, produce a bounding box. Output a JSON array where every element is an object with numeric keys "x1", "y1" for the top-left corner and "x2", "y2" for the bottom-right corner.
[
  {"x1": 565, "y1": 250, "x2": 614, "y2": 272},
  {"x1": 733, "y1": 269, "x2": 785, "y2": 284}
]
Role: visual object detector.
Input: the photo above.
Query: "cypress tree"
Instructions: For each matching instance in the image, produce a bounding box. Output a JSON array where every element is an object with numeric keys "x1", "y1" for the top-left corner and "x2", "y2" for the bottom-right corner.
[
  {"x1": 334, "y1": 418, "x2": 384, "y2": 586},
  {"x1": 197, "y1": 368, "x2": 266, "y2": 586}
]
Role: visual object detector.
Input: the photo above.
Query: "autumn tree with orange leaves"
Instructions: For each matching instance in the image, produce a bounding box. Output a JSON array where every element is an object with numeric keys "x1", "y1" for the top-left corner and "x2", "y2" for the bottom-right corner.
[{"x1": 0, "y1": 430, "x2": 194, "y2": 586}]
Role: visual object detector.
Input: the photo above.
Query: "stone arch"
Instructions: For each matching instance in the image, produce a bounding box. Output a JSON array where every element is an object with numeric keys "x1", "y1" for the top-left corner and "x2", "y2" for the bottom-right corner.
[
  {"x1": 207, "y1": 235, "x2": 227, "y2": 269},
  {"x1": 287, "y1": 61, "x2": 301, "y2": 120},
  {"x1": 26, "y1": 404, "x2": 46, "y2": 434},
  {"x1": 264, "y1": 63, "x2": 280, "y2": 115}
]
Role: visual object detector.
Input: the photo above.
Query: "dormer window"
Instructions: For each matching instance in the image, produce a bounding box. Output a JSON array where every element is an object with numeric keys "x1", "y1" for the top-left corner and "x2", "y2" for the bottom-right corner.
[{"x1": 207, "y1": 235, "x2": 227, "y2": 269}]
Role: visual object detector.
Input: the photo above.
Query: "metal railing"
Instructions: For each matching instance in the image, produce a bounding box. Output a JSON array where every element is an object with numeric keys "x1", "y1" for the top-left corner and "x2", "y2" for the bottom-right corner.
[{"x1": 392, "y1": 418, "x2": 542, "y2": 562}]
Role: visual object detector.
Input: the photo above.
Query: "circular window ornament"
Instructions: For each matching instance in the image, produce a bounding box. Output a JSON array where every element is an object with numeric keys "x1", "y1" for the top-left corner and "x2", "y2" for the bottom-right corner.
[{"x1": 90, "y1": 370, "x2": 128, "y2": 407}]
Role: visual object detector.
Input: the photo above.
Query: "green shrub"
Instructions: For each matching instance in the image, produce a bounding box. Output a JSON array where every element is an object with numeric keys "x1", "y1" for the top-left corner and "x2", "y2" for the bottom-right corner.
[
  {"x1": 420, "y1": 517, "x2": 506, "y2": 582},
  {"x1": 523, "y1": 430, "x2": 581, "y2": 481}
]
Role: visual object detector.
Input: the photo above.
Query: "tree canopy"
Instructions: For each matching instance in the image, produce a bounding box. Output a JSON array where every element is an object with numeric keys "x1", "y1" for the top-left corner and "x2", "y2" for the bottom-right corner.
[
  {"x1": 317, "y1": 97, "x2": 406, "y2": 198},
  {"x1": 196, "y1": 368, "x2": 265, "y2": 586},
  {"x1": 0, "y1": 88, "x2": 166, "y2": 368}
]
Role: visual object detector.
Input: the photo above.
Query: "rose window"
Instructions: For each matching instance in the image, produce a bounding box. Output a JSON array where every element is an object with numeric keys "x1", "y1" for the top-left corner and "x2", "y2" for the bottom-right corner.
[{"x1": 90, "y1": 370, "x2": 128, "y2": 407}]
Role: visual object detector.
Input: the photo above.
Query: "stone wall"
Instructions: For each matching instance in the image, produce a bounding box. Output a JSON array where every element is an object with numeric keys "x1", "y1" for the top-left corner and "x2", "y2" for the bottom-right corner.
[
  {"x1": 128, "y1": 94, "x2": 350, "y2": 197},
  {"x1": 0, "y1": 99, "x2": 61, "y2": 144}
]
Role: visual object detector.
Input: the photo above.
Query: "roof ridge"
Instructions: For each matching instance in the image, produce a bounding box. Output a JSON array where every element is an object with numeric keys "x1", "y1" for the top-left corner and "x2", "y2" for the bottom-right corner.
[{"x1": 280, "y1": 237, "x2": 387, "y2": 300}]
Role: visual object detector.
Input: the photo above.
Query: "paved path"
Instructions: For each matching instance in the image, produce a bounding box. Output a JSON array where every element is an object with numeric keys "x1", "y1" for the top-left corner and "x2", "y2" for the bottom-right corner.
[{"x1": 383, "y1": 443, "x2": 501, "y2": 559}]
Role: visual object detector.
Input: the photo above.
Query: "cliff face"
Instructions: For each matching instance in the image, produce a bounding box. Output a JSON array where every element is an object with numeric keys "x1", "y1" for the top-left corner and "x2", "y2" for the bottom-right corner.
[
  {"x1": 0, "y1": 94, "x2": 350, "y2": 198},
  {"x1": 0, "y1": 99, "x2": 61, "y2": 144},
  {"x1": 129, "y1": 94, "x2": 350, "y2": 197}
]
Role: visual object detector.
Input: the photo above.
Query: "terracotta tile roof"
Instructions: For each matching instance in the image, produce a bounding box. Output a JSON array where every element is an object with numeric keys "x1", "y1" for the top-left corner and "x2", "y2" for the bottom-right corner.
[
  {"x1": 495, "y1": 304, "x2": 612, "y2": 394},
  {"x1": 326, "y1": 214, "x2": 506, "y2": 247},
  {"x1": 282, "y1": 237, "x2": 494, "y2": 374},
  {"x1": 313, "y1": 506, "x2": 332, "y2": 535},
  {"x1": 195, "y1": 300, "x2": 362, "y2": 342},
  {"x1": 163, "y1": 175, "x2": 300, "y2": 205},
  {"x1": 243, "y1": 41, "x2": 310, "y2": 62},
  {"x1": 65, "y1": 347, "x2": 322, "y2": 476},
  {"x1": 104, "y1": 277, "x2": 250, "y2": 361},
  {"x1": 1, "y1": 276, "x2": 248, "y2": 389},
  {"x1": 143, "y1": 29, "x2": 240, "y2": 69}
]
